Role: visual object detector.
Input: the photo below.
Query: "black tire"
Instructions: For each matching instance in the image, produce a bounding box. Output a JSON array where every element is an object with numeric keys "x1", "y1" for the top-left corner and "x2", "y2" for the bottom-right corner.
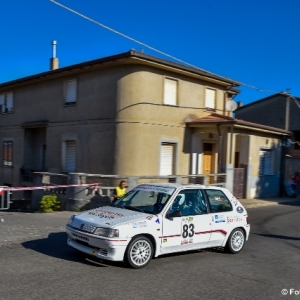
[
  {"x1": 125, "y1": 236, "x2": 153, "y2": 269},
  {"x1": 225, "y1": 228, "x2": 245, "y2": 254}
]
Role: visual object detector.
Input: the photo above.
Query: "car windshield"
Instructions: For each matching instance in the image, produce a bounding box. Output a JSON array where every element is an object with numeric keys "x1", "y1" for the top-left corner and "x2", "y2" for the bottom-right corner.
[{"x1": 111, "y1": 185, "x2": 175, "y2": 214}]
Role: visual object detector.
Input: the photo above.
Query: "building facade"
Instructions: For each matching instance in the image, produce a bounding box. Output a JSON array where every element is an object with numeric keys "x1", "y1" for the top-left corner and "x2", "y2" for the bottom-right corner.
[{"x1": 0, "y1": 51, "x2": 289, "y2": 201}]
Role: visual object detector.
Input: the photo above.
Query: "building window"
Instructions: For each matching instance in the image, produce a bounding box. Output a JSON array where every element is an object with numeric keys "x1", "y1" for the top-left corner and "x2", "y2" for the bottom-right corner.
[
  {"x1": 205, "y1": 88, "x2": 216, "y2": 109},
  {"x1": 259, "y1": 148, "x2": 273, "y2": 175},
  {"x1": 64, "y1": 79, "x2": 77, "y2": 105},
  {"x1": 62, "y1": 140, "x2": 76, "y2": 172},
  {"x1": 160, "y1": 143, "x2": 176, "y2": 175},
  {"x1": 164, "y1": 78, "x2": 178, "y2": 105},
  {"x1": 3, "y1": 141, "x2": 13, "y2": 166},
  {"x1": 0, "y1": 92, "x2": 14, "y2": 113}
]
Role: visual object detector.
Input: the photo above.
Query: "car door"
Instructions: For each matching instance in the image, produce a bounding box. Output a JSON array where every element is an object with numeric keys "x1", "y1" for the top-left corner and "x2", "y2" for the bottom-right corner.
[
  {"x1": 161, "y1": 189, "x2": 212, "y2": 254},
  {"x1": 205, "y1": 189, "x2": 233, "y2": 247}
]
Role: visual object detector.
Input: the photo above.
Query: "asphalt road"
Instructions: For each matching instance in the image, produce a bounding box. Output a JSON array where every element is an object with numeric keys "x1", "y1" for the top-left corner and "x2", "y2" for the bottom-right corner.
[{"x1": 0, "y1": 203, "x2": 300, "y2": 300}]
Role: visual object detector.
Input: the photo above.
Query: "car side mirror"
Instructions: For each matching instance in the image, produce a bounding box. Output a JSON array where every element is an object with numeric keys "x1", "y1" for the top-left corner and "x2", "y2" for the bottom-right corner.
[{"x1": 166, "y1": 210, "x2": 182, "y2": 219}]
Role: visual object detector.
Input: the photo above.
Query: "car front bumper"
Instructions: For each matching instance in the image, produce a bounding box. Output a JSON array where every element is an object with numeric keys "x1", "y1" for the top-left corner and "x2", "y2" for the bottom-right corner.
[{"x1": 66, "y1": 225, "x2": 129, "y2": 261}]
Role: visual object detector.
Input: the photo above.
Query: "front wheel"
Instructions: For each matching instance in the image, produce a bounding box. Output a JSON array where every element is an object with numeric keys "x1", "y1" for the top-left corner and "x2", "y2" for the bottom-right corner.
[
  {"x1": 125, "y1": 236, "x2": 153, "y2": 269},
  {"x1": 225, "y1": 228, "x2": 245, "y2": 254}
]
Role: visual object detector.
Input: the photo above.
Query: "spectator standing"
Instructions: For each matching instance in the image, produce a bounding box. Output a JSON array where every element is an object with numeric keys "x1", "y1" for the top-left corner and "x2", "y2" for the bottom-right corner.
[{"x1": 113, "y1": 180, "x2": 127, "y2": 203}]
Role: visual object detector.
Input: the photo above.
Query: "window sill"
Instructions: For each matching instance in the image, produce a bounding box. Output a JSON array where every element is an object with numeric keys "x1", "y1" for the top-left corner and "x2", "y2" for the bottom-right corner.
[{"x1": 163, "y1": 103, "x2": 178, "y2": 107}]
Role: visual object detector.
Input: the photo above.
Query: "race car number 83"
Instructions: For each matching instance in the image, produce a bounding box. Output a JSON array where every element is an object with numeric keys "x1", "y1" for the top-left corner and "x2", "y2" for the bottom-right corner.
[{"x1": 182, "y1": 223, "x2": 194, "y2": 238}]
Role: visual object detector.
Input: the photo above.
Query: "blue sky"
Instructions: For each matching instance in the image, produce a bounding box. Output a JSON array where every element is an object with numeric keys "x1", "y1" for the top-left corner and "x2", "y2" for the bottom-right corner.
[{"x1": 1, "y1": 0, "x2": 300, "y2": 105}]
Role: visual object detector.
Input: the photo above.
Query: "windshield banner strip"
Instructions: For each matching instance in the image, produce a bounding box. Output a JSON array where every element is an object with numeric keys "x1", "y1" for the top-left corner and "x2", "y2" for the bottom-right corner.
[{"x1": 134, "y1": 185, "x2": 175, "y2": 195}]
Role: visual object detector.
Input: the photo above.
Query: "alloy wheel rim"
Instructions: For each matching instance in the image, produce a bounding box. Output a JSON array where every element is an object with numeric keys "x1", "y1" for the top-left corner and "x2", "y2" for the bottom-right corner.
[
  {"x1": 231, "y1": 230, "x2": 244, "y2": 251},
  {"x1": 130, "y1": 240, "x2": 151, "y2": 266}
]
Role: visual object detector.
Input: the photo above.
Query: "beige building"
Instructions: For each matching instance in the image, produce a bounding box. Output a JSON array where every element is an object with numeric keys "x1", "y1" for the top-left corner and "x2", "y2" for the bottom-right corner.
[{"x1": 0, "y1": 50, "x2": 289, "y2": 200}]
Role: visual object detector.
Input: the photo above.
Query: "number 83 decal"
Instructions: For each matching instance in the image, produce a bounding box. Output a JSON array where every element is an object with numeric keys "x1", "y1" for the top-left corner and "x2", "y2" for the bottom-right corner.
[{"x1": 182, "y1": 223, "x2": 195, "y2": 238}]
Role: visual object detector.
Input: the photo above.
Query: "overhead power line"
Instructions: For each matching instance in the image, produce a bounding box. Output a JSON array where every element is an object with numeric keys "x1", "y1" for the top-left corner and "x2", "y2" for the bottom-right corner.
[{"x1": 50, "y1": 0, "x2": 282, "y2": 95}]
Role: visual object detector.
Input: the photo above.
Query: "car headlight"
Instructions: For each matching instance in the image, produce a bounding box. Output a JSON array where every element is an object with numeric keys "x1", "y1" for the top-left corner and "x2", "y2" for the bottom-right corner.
[{"x1": 94, "y1": 227, "x2": 119, "y2": 238}]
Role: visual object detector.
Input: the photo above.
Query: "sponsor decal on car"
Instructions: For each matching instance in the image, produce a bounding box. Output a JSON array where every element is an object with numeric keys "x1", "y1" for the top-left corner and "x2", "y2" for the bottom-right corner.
[
  {"x1": 236, "y1": 206, "x2": 244, "y2": 214},
  {"x1": 181, "y1": 217, "x2": 194, "y2": 244},
  {"x1": 227, "y1": 216, "x2": 243, "y2": 223},
  {"x1": 88, "y1": 209, "x2": 124, "y2": 219},
  {"x1": 146, "y1": 216, "x2": 153, "y2": 220},
  {"x1": 155, "y1": 218, "x2": 160, "y2": 224},
  {"x1": 132, "y1": 221, "x2": 147, "y2": 228},
  {"x1": 134, "y1": 185, "x2": 175, "y2": 195},
  {"x1": 214, "y1": 215, "x2": 225, "y2": 223}
]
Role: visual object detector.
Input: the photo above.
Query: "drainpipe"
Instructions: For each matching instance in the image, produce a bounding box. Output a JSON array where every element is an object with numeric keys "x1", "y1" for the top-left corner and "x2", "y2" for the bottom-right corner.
[
  {"x1": 223, "y1": 91, "x2": 227, "y2": 115},
  {"x1": 217, "y1": 123, "x2": 222, "y2": 173}
]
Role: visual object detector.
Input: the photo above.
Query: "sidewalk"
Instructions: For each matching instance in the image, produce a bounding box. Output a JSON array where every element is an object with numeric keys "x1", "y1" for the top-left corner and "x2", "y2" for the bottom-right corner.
[{"x1": 239, "y1": 196, "x2": 300, "y2": 209}]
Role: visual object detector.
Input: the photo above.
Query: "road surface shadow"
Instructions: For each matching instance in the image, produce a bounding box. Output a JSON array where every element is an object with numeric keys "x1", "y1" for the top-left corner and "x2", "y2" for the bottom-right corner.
[
  {"x1": 253, "y1": 233, "x2": 300, "y2": 241},
  {"x1": 21, "y1": 232, "x2": 125, "y2": 268}
]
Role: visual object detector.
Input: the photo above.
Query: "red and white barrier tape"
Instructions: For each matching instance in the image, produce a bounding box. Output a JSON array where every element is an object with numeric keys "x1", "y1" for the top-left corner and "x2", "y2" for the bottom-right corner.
[{"x1": 0, "y1": 183, "x2": 101, "y2": 193}]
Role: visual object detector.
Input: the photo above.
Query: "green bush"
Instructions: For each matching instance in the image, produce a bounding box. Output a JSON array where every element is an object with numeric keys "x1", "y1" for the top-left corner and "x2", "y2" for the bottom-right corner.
[{"x1": 40, "y1": 194, "x2": 61, "y2": 213}]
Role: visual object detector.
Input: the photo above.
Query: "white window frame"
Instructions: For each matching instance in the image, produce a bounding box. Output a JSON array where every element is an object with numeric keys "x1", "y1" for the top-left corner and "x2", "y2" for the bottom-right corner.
[
  {"x1": 259, "y1": 148, "x2": 273, "y2": 175},
  {"x1": 64, "y1": 79, "x2": 77, "y2": 105},
  {"x1": 205, "y1": 88, "x2": 216, "y2": 109},
  {"x1": 163, "y1": 78, "x2": 178, "y2": 106},
  {"x1": 159, "y1": 142, "x2": 177, "y2": 175},
  {"x1": 0, "y1": 92, "x2": 14, "y2": 114}
]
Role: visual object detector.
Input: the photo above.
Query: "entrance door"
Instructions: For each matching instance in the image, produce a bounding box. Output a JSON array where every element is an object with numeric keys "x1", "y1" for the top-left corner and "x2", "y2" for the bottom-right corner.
[
  {"x1": 203, "y1": 143, "x2": 214, "y2": 183},
  {"x1": 161, "y1": 189, "x2": 212, "y2": 254}
]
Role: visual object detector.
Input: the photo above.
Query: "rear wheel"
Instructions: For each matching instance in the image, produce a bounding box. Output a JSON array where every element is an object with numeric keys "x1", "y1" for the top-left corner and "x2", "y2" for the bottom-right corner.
[
  {"x1": 125, "y1": 236, "x2": 153, "y2": 269},
  {"x1": 225, "y1": 228, "x2": 245, "y2": 254}
]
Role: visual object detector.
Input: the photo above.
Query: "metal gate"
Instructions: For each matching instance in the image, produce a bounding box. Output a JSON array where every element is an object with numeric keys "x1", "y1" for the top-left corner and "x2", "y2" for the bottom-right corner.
[
  {"x1": 0, "y1": 187, "x2": 11, "y2": 210},
  {"x1": 233, "y1": 168, "x2": 245, "y2": 198}
]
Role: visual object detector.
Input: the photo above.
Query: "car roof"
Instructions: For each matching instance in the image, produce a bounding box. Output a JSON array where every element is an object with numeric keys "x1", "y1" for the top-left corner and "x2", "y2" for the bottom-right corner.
[{"x1": 137, "y1": 183, "x2": 226, "y2": 191}]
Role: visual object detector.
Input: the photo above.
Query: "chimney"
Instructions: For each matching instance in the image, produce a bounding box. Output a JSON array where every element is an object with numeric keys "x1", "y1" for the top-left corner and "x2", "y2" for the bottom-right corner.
[{"x1": 50, "y1": 40, "x2": 59, "y2": 70}]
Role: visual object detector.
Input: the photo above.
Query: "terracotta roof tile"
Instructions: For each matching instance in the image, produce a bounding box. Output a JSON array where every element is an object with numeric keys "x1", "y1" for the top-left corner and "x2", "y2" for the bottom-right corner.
[{"x1": 187, "y1": 113, "x2": 290, "y2": 134}]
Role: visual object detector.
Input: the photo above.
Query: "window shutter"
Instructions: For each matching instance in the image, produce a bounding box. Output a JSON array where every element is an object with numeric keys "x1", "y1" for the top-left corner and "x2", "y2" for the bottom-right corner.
[
  {"x1": 259, "y1": 149, "x2": 272, "y2": 175},
  {"x1": 160, "y1": 143, "x2": 175, "y2": 175},
  {"x1": 164, "y1": 78, "x2": 177, "y2": 105},
  {"x1": 65, "y1": 141, "x2": 76, "y2": 172},
  {"x1": 6, "y1": 93, "x2": 13, "y2": 112},
  {"x1": 65, "y1": 80, "x2": 77, "y2": 104},
  {"x1": 205, "y1": 88, "x2": 216, "y2": 109}
]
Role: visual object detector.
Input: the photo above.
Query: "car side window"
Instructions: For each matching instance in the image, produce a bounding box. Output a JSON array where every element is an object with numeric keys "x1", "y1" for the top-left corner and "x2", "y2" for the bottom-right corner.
[
  {"x1": 170, "y1": 189, "x2": 207, "y2": 216},
  {"x1": 205, "y1": 189, "x2": 232, "y2": 213}
]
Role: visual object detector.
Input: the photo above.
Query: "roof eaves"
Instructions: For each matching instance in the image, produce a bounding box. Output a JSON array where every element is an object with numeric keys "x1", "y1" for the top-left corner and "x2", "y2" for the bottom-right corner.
[{"x1": 0, "y1": 49, "x2": 240, "y2": 90}]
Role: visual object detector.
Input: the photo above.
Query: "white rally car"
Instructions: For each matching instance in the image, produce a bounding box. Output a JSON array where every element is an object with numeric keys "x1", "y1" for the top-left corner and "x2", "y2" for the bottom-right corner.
[{"x1": 66, "y1": 183, "x2": 250, "y2": 268}]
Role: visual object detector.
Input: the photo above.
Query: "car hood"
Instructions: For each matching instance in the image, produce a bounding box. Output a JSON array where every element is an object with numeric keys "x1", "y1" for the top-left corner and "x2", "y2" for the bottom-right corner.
[{"x1": 71, "y1": 206, "x2": 151, "y2": 228}]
